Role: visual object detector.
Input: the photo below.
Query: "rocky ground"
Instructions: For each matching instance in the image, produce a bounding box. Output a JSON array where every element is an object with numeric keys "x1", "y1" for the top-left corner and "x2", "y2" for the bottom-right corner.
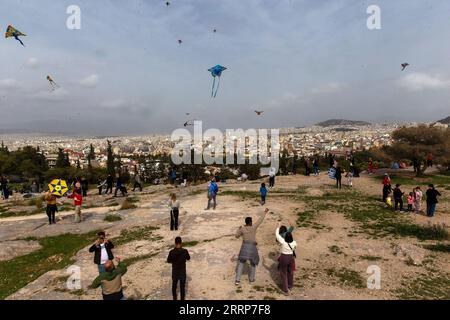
[{"x1": 0, "y1": 170, "x2": 449, "y2": 300}]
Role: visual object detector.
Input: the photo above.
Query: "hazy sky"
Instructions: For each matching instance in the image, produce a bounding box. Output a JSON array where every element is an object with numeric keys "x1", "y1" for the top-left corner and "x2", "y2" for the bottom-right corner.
[{"x1": 0, "y1": 0, "x2": 449, "y2": 135}]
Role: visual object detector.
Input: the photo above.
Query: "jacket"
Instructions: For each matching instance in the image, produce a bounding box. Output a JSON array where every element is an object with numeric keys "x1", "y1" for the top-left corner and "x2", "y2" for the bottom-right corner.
[
  {"x1": 91, "y1": 262, "x2": 127, "y2": 300},
  {"x1": 68, "y1": 193, "x2": 83, "y2": 206},
  {"x1": 89, "y1": 241, "x2": 115, "y2": 265}
]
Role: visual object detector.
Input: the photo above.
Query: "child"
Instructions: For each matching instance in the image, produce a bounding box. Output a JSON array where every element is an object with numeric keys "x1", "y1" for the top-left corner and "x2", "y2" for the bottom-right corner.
[
  {"x1": 414, "y1": 186, "x2": 423, "y2": 214},
  {"x1": 407, "y1": 192, "x2": 414, "y2": 212},
  {"x1": 68, "y1": 189, "x2": 83, "y2": 223},
  {"x1": 260, "y1": 183, "x2": 268, "y2": 205}
]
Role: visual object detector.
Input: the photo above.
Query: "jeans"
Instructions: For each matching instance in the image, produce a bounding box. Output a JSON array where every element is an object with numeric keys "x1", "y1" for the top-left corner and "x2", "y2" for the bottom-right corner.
[
  {"x1": 235, "y1": 260, "x2": 256, "y2": 283},
  {"x1": 313, "y1": 166, "x2": 319, "y2": 176},
  {"x1": 336, "y1": 177, "x2": 342, "y2": 189},
  {"x1": 172, "y1": 274, "x2": 186, "y2": 300},
  {"x1": 261, "y1": 195, "x2": 266, "y2": 205},
  {"x1": 170, "y1": 208, "x2": 179, "y2": 230},
  {"x1": 206, "y1": 194, "x2": 216, "y2": 210},
  {"x1": 46, "y1": 205, "x2": 57, "y2": 224},
  {"x1": 74, "y1": 206, "x2": 82, "y2": 223},
  {"x1": 395, "y1": 198, "x2": 403, "y2": 211},
  {"x1": 427, "y1": 202, "x2": 436, "y2": 217},
  {"x1": 269, "y1": 177, "x2": 275, "y2": 188},
  {"x1": 97, "y1": 264, "x2": 106, "y2": 274}
]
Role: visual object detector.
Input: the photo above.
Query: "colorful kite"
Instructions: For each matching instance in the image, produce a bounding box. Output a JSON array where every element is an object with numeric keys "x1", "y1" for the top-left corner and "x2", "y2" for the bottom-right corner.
[
  {"x1": 208, "y1": 65, "x2": 227, "y2": 98},
  {"x1": 5, "y1": 25, "x2": 26, "y2": 46},
  {"x1": 48, "y1": 179, "x2": 69, "y2": 197}
]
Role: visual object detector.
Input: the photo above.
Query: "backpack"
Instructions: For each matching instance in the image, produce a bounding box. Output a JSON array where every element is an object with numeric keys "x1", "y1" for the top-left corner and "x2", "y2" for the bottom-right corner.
[{"x1": 328, "y1": 167, "x2": 336, "y2": 180}]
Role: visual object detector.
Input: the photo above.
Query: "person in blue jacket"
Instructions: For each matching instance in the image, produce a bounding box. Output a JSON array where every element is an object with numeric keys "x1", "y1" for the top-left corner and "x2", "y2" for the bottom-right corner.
[
  {"x1": 260, "y1": 183, "x2": 268, "y2": 205},
  {"x1": 205, "y1": 177, "x2": 219, "y2": 210}
]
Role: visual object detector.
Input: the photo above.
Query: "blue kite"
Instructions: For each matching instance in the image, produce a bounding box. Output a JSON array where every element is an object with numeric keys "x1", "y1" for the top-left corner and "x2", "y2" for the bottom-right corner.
[{"x1": 208, "y1": 65, "x2": 227, "y2": 98}]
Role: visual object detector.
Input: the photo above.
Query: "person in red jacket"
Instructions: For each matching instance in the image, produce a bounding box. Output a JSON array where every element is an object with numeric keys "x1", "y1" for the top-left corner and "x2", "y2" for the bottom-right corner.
[{"x1": 68, "y1": 190, "x2": 83, "y2": 223}]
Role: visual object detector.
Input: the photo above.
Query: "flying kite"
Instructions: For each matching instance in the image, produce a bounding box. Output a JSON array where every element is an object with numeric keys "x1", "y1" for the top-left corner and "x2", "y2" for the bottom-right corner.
[
  {"x1": 166, "y1": 1, "x2": 170, "y2": 6},
  {"x1": 401, "y1": 63, "x2": 409, "y2": 71},
  {"x1": 213, "y1": 29, "x2": 217, "y2": 33},
  {"x1": 46, "y1": 75, "x2": 59, "y2": 91},
  {"x1": 5, "y1": 25, "x2": 26, "y2": 46},
  {"x1": 255, "y1": 110, "x2": 264, "y2": 116},
  {"x1": 183, "y1": 120, "x2": 195, "y2": 127},
  {"x1": 178, "y1": 39, "x2": 183, "y2": 45},
  {"x1": 208, "y1": 65, "x2": 227, "y2": 98}
]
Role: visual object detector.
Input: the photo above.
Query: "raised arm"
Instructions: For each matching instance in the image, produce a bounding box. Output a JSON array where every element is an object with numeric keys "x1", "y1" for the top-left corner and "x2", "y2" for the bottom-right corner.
[
  {"x1": 254, "y1": 208, "x2": 269, "y2": 230},
  {"x1": 275, "y1": 226, "x2": 286, "y2": 244}
]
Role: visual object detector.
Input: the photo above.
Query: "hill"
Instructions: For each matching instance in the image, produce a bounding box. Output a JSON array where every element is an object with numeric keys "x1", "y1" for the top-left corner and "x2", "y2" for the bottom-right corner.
[
  {"x1": 315, "y1": 119, "x2": 371, "y2": 127},
  {"x1": 436, "y1": 116, "x2": 450, "y2": 124}
]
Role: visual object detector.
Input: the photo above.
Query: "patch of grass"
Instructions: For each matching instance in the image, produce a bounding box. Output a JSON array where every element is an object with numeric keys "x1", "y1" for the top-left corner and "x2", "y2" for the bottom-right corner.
[
  {"x1": 326, "y1": 267, "x2": 365, "y2": 289},
  {"x1": 221, "y1": 190, "x2": 260, "y2": 200},
  {"x1": 253, "y1": 285, "x2": 264, "y2": 292},
  {"x1": 122, "y1": 252, "x2": 159, "y2": 267},
  {"x1": 423, "y1": 243, "x2": 450, "y2": 253},
  {"x1": 104, "y1": 214, "x2": 122, "y2": 222},
  {"x1": 360, "y1": 255, "x2": 382, "y2": 261},
  {"x1": 263, "y1": 296, "x2": 276, "y2": 300},
  {"x1": 120, "y1": 199, "x2": 137, "y2": 210},
  {"x1": 183, "y1": 241, "x2": 199, "y2": 247},
  {"x1": 106, "y1": 201, "x2": 120, "y2": 207},
  {"x1": 113, "y1": 225, "x2": 160, "y2": 246},
  {"x1": 0, "y1": 230, "x2": 100, "y2": 300},
  {"x1": 392, "y1": 223, "x2": 449, "y2": 241},
  {"x1": 395, "y1": 272, "x2": 450, "y2": 299},
  {"x1": 329, "y1": 245, "x2": 343, "y2": 255}
]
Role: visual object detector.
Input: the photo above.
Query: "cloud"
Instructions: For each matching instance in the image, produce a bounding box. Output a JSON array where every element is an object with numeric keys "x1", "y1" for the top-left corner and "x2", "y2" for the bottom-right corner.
[
  {"x1": 0, "y1": 78, "x2": 20, "y2": 90},
  {"x1": 25, "y1": 57, "x2": 39, "y2": 69},
  {"x1": 79, "y1": 74, "x2": 99, "y2": 88},
  {"x1": 397, "y1": 73, "x2": 450, "y2": 91},
  {"x1": 311, "y1": 82, "x2": 346, "y2": 94},
  {"x1": 100, "y1": 99, "x2": 127, "y2": 109}
]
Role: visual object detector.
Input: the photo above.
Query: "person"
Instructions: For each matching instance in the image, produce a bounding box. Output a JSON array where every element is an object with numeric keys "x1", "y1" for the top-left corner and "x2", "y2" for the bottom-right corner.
[
  {"x1": 328, "y1": 154, "x2": 334, "y2": 169},
  {"x1": 346, "y1": 165, "x2": 354, "y2": 187},
  {"x1": 89, "y1": 231, "x2": 115, "y2": 274},
  {"x1": 382, "y1": 173, "x2": 392, "y2": 203},
  {"x1": 368, "y1": 158, "x2": 374, "y2": 175},
  {"x1": 132, "y1": 173, "x2": 143, "y2": 192},
  {"x1": 412, "y1": 157, "x2": 418, "y2": 173},
  {"x1": 91, "y1": 258, "x2": 127, "y2": 300},
  {"x1": 407, "y1": 192, "x2": 414, "y2": 212},
  {"x1": 278, "y1": 220, "x2": 294, "y2": 239},
  {"x1": 169, "y1": 169, "x2": 177, "y2": 184},
  {"x1": 426, "y1": 184, "x2": 441, "y2": 217},
  {"x1": 31, "y1": 181, "x2": 38, "y2": 194},
  {"x1": 0, "y1": 175, "x2": 9, "y2": 200},
  {"x1": 97, "y1": 178, "x2": 106, "y2": 196},
  {"x1": 393, "y1": 184, "x2": 404, "y2": 211},
  {"x1": 105, "y1": 174, "x2": 114, "y2": 195},
  {"x1": 304, "y1": 158, "x2": 310, "y2": 176},
  {"x1": 81, "y1": 177, "x2": 88, "y2": 197},
  {"x1": 426, "y1": 153, "x2": 433, "y2": 168},
  {"x1": 276, "y1": 223, "x2": 297, "y2": 295},
  {"x1": 205, "y1": 177, "x2": 218, "y2": 210},
  {"x1": 414, "y1": 186, "x2": 423, "y2": 214},
  {"x1": 168, "y1": 193, "x2": 180, "y2": 231},
  {"x1": 167, "y1": 237, "x2": 191, "y2": 301},
  {"x1": 44, "y1": 190, "x2": 60, "y2": 225},
  {"x1": 313, "y1": 158, "x2": 319, "y2": 176},
  {"x1": 235, "y1": 208, "x2": 269, "y2": 285},
  {"x1": 335, "y1": 165, "x2": 342, "y2": 189},
  {"x1": 114, "y1": 174, "x2": 127, "y2": 197},
  {"x1": 260, "y1": 183, "x2": 268, "y2": 205},
  {"x1": 269, "y1": 168, "x2": 276, "y2": 188},
  {"x1": 68, "y1": 189, "x2": 83, "y2": 223}
]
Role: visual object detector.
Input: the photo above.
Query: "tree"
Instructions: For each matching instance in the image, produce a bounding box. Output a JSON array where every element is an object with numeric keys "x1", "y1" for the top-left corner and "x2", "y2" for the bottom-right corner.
[
  {"x1": 87, "y1": 143, "x2": 95, "y2": 169},
  {"x1": 382, "y1": 125, "x2": 450, "y2": 176},
  {"x1": 106, "y1": 140, "x2": 115, "y2": 176},
  {"x1": 56, "y1": 148, "x2": 70, "y2": 168}
]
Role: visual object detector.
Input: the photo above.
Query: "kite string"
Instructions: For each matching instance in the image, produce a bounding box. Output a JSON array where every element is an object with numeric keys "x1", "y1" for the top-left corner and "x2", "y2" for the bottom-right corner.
[
  {"x1": 214, "y1": 76, "x2": 221, "y2": 98},
  {"x1": 211, "y1": 77, "x2": 216, "y2": 98}
]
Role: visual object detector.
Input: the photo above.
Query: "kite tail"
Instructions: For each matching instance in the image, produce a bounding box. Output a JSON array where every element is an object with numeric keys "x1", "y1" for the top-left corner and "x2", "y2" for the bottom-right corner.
[
  {"x1": 15, "y1": 36, "x2": 25, "y2": 47},
  {"x1": 214, "y1": 76, "x2": 221, "y2": 98},
  {"x1": 211, "y1": 77, "x2": 216, "y2": 98}
]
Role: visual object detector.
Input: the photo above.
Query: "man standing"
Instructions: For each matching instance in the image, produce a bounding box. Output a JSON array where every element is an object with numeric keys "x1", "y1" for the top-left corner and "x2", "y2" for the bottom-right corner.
[
  {"x1": 91, "y1": 258, "x2": 127, "y2": 300},
  {"x1": 167, "y1": 237, "x2": 191, "y2": 301},
  {"x1": 205, "y1": 177, "x2": 218, "y2": 210},
  {"x1": 114, "y1": 174, "x2": 126, "y2": 197},
  {"x1": 105, "y1": 174, "x2": 114, "y2": 195},
  {"x1": 235, "y1": 208, "x2": 269, "y2": 285},
  {"x1": 426, "y1": 184, "x2": 441, "y2": 217},
  {"x1": 132, "y1": 173, "x2": 143, "y2": 192},
  {"x1": 393, "y1": 184, "x2": 404, "y2": 211},
  {"x1": 89, "y1": 231, "x2": 115, "y2": 274},
  {"x1": 269, "y1": 168, "x2": 276, "y2": 188}
]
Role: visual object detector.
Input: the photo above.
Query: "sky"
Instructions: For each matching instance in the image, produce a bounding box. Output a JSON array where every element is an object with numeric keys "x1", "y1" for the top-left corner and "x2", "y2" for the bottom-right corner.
[{"x1": 0, "y1": 0, "x2": 449, "y2": 135}]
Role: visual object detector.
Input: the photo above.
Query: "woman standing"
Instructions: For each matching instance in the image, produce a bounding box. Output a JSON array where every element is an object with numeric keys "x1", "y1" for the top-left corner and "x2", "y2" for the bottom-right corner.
[
  {"x1": 276, "y1": 223, "x2": 297, "y2": 296},
  {"x1": 414, "y1": 186, "x2": 423, "y2": 214},
  {"x1": 168, "y1": 193, "x2": 180, "y2": 231},
  {"x1": 44, "y1": 190, "x2": 60, "y2": 225}
]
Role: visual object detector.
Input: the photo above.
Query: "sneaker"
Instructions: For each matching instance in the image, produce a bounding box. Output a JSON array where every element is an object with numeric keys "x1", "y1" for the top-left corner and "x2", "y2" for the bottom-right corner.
[
  {"x1": 282, "y1": 291, "x2": 289, "y2": 296},
  {"x1": 235, "y1": 281, "x2": 240, "y2": 285}
]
